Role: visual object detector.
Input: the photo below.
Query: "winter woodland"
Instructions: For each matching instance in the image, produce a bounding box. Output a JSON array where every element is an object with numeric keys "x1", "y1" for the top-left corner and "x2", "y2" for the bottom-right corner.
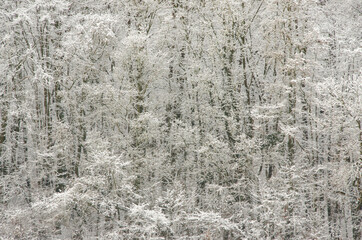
[{"x1": 0, "y1": 0, "x2": 361, "y2": 239}]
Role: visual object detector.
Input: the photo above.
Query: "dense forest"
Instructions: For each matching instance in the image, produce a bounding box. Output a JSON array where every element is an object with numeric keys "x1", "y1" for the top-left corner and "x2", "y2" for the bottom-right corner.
[{"x1": 0, "y1": 0, "x2": 361, "y2": 239}]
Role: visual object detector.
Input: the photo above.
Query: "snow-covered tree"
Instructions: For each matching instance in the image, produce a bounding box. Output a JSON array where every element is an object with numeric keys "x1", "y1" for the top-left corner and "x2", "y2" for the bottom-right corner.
[{"x1": 0, "y1": 0, "x2": 360, "y2": 239}]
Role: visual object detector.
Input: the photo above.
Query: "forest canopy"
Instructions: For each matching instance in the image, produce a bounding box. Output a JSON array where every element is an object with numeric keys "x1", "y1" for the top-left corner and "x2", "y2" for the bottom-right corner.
[{"x1": 0, "y1": 0, "x2": 361, "y2": 239}]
